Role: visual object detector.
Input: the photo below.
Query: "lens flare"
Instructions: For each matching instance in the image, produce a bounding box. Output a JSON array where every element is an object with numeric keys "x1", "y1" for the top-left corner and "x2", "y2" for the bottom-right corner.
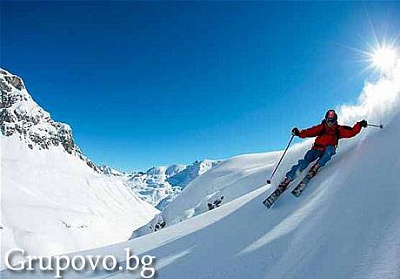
[{"x1": 371, "y1": 47, "x2": 397, "y2": 71}]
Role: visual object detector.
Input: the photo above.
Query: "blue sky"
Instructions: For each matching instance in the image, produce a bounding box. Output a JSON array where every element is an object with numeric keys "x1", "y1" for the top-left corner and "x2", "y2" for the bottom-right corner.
[{"x1": 1, "y1": 2, "x2": 400, "y2": 172}]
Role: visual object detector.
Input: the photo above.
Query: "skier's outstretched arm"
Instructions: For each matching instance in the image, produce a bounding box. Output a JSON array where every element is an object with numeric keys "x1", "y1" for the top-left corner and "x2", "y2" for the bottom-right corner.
[
  {"x1": 298, "y1": 124, "x2": 324, "y2": 138},
  {"x1": 338, "y1": 121, "x2": 366, "y2": 138}
]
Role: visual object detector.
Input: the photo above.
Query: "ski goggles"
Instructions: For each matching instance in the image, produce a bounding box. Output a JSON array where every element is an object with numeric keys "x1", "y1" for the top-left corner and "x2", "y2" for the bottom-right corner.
[{"x1": 326, "y1": 118, "x2": 337, "y2": 124}]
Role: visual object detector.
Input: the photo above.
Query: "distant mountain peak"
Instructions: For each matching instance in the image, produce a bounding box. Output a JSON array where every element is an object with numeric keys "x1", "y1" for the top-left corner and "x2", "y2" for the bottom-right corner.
[
  {"x1": 122, "y1": 159, "x2": 221, "y2": 210},
  {"x1": 0, "y1": 68, "x2": 99, "y2": 171},
  {"x1": 99, "y1": 165, "x2": 126, "y2": 176}
]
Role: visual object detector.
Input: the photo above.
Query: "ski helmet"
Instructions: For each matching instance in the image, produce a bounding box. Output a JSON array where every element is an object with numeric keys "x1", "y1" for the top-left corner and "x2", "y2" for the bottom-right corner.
[{"x1": 325, "y1": 109, "x2": 337, "y2": 123}]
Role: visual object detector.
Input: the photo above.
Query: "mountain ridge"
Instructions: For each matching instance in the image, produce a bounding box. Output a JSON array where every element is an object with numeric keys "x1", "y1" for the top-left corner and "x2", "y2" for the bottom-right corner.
[
  {"x1": 0, "y1": 68, "x2": 158, "y2": 269},
  {"x1": 0, "y1": 68, "x2": 99, "y2": 172},
  {"x1": 102, "y1": 159, "x2": 221, "y2": 210}
]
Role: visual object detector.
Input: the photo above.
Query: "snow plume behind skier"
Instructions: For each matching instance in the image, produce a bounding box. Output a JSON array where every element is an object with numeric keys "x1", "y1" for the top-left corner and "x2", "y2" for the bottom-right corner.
[{"x1": 278, "y1": 109, "x2": 368, "y2": 191}]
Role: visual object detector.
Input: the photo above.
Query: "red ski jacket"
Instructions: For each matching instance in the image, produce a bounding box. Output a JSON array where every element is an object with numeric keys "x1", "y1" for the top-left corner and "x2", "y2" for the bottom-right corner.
[{"x1": 299, "y1": 122, "x2": 362, "y2": 151}]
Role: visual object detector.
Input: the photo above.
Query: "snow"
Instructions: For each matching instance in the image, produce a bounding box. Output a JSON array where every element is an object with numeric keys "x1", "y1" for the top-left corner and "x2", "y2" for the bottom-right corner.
[
  {"x1": 1, "y1": 68, "x2": 159, "y2": 270},
  {"x1": 0, "y1": 135, "x2": 158, "y2": 270},
  {"x1": 114, "y1": 160, "x2": 220, "y2": 210},
  {"x1": 99, "y1": 165, "x2": 126, "y2": 177},
  {"x1": 1, "y1": 60, "x2": 399, "y2": 278}
]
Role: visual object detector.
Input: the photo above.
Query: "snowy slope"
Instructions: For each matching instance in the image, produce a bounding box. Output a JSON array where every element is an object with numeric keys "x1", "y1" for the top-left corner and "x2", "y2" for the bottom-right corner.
[
  {"x1": 4, "y1": 109, "x2": 398, "y2": 279},
  {"x1": 131, "y1": 58, "x2": 400, "y2": 239},
  {"x1": 123, "y1": 102, "x2": 399, "y2": 279},
  {"x1": 130, "y1": 152, "x2": 281, "y2": 238},
  {"x1": 0, "y1": 69, "x2": 158, "y2": 269},
  {"x1": 2, "y1": 60, "x2": 399, "y2": 278}
]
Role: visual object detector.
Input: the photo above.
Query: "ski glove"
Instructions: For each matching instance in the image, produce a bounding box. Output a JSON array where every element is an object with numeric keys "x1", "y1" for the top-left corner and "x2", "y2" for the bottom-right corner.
[
  {"x1": 292, "y1": 127, "x2": 300, "y2": 136},
  {"x1": 359, "y1": 120, "x2": 368, "y2": 128}
]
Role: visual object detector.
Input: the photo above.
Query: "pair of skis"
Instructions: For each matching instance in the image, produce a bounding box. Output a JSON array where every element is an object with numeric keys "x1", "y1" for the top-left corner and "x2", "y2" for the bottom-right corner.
[{"x1": 262, "y1": 163, "x2": 318, "y2": 208}]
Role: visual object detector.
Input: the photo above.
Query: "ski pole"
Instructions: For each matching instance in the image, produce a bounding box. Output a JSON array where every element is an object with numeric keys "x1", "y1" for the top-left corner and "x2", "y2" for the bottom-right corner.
[
  {"x1": 266, "y1": 134, "x2": 294, "y2": 184},
  {"x1": 367, "y1": 123, "x2": 383, "y2": 129}
]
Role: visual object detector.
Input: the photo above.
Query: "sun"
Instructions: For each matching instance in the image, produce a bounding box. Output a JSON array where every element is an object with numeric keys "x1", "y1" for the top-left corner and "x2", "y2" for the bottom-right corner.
[
  {"x1": 371, "y1": 46, "x2": 398, "y2": 71},
  {"x1": 343, "y1": 34, "x2": 399, "y2": 77}
]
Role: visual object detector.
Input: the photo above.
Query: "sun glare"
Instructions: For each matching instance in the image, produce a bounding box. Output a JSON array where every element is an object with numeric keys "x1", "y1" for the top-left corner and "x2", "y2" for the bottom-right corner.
[
  {"x1": 345, "y1": 31, "x2": 399, "y2": 77},
  {"x1": 371, "y1": 47, "x2": 398, "y2": 71}
]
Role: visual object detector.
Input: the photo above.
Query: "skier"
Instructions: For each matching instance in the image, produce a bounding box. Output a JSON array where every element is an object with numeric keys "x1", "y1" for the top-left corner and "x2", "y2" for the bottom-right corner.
[
  {"x1": 277, "y1": 109, "x2": 368, "y2": 192},
  {"x1": 207, "y1": 196, "x2": 224, "y2": 210},
  {"x1": 151, "y1": 216, "x2": 166, "y2": 232}
]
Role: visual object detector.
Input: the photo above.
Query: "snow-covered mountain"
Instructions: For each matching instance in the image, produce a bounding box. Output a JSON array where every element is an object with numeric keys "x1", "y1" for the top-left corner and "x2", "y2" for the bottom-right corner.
[
  {"x1": 0, "y1": 69, "x2": 158, "y2": 269},
  {"x1": 0, "y1": 69, "x2": 99, "y2": 171},
  {"x1": 3, "y1": 58, "x2": 395, "y2": 279},
  {"x1": 105, "y1": 160, "x2": 220, "y2": 210},
  {"x1": 1, "y1": 58, "x2": 399, "y2": 279},
  {"x1": 99, "y1": 165, "x2": 126, "y2": 177}
]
